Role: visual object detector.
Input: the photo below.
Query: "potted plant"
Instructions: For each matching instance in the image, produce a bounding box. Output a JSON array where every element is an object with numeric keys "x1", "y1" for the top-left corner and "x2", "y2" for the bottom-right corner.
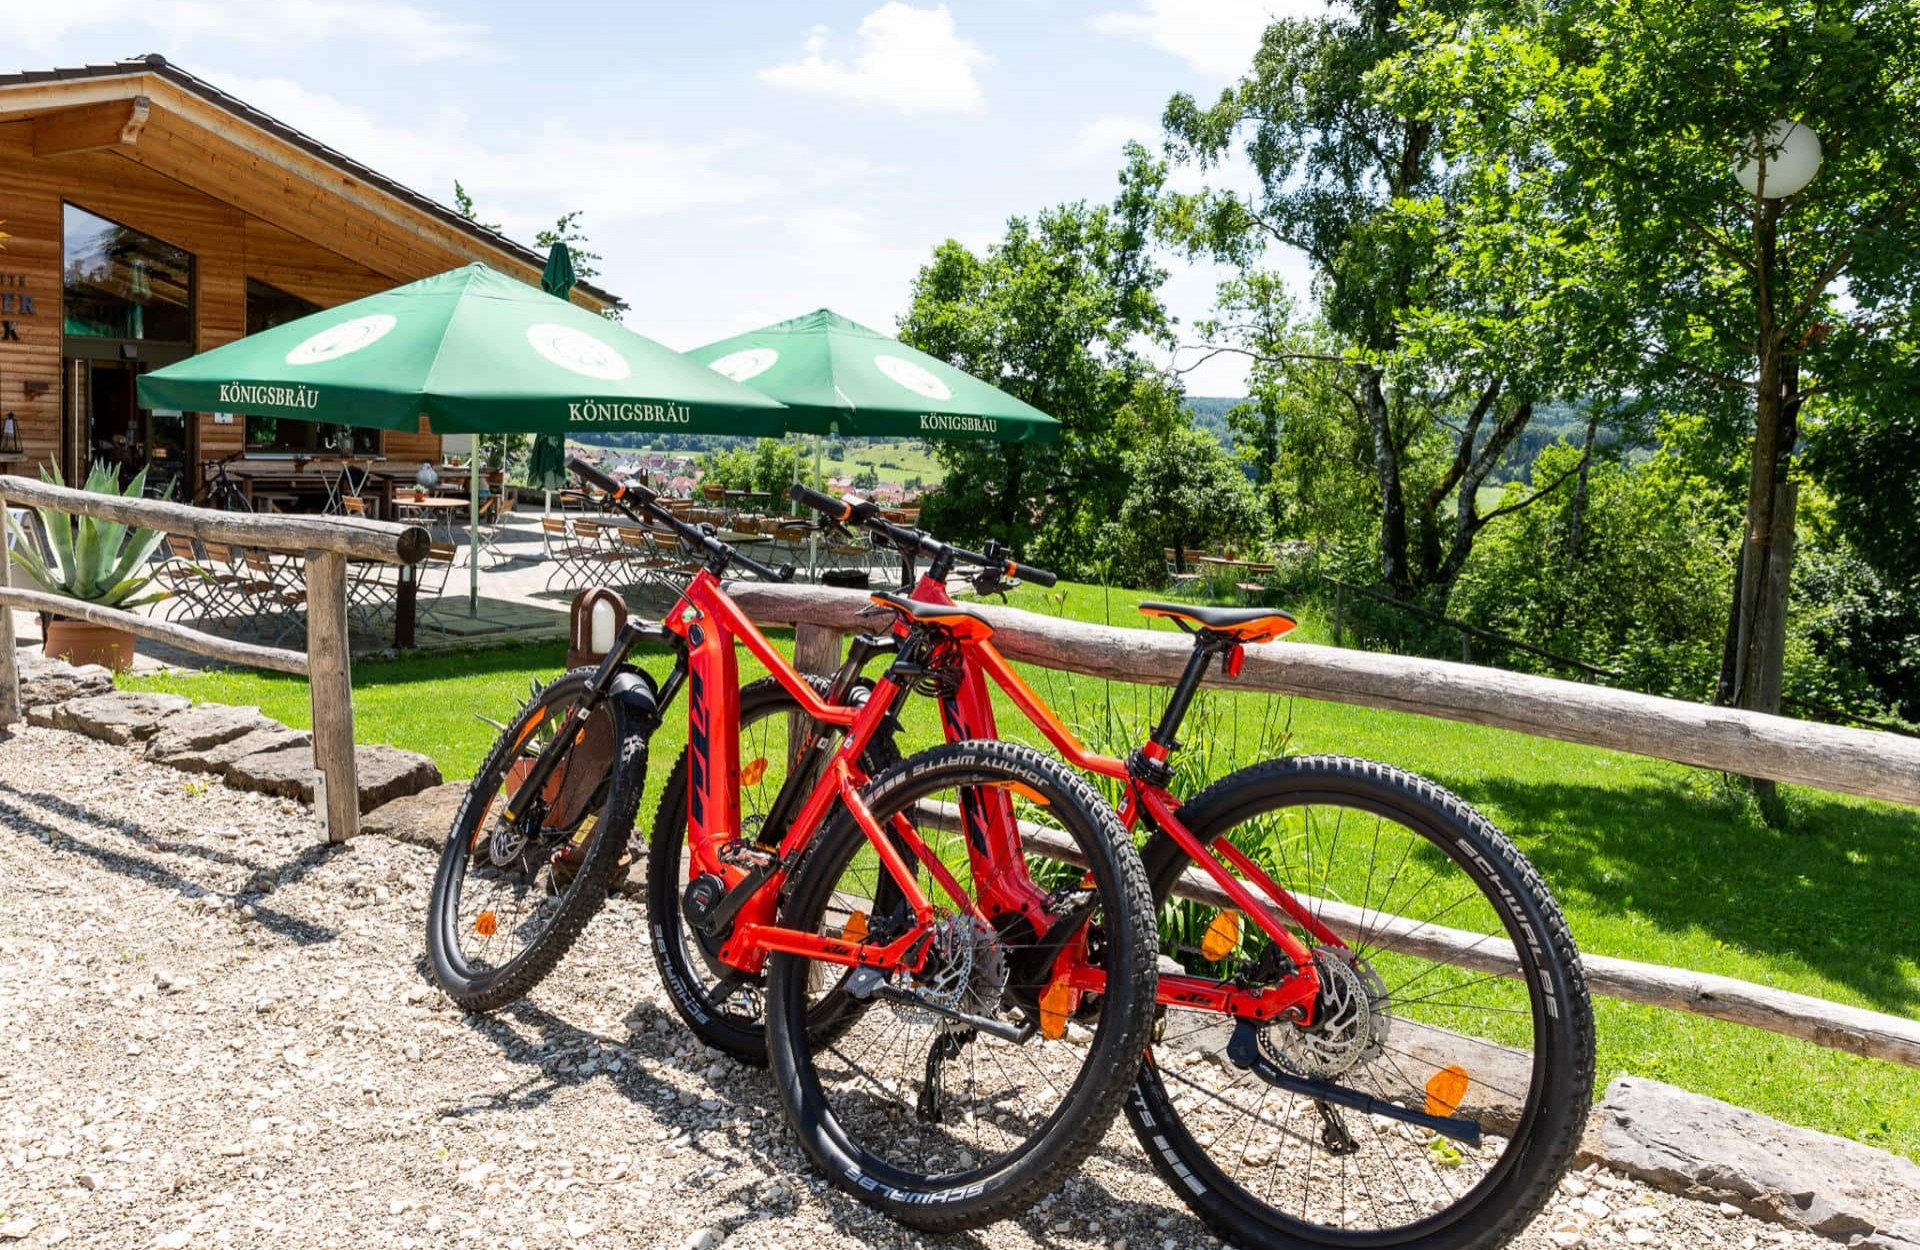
[{"x1": 6, "y1": 465, "x2": 170, "y2": 671}]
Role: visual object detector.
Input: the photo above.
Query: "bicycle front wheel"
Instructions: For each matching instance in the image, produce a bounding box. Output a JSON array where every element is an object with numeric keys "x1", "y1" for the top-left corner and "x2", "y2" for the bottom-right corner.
[
  {"x1": 1128, "y1": 755, "x2": 1594, "y2": 1250},
  {"x1": 426, "y1": 667, "x2": 645, "y2": 1012},
  {"x1": 766, "y1": 740, "x2": 1159, "y2": 1232}
]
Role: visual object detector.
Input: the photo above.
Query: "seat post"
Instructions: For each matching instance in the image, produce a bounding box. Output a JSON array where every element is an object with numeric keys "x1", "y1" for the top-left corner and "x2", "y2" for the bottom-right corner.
[{"x1": 1148, "y1": 640, "x2": 1218, "y2": 752}]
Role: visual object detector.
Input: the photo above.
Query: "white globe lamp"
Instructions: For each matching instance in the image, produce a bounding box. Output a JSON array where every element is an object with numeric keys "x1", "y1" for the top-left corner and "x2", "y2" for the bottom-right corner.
[{"x1": 1734, "y1": 120, "x2": 1822, "y2": 198}]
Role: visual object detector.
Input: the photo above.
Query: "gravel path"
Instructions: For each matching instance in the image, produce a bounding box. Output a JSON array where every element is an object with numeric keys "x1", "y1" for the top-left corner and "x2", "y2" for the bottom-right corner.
[{"x1": 0, "y1": 724, "x2": 1843, "y2": 1250}]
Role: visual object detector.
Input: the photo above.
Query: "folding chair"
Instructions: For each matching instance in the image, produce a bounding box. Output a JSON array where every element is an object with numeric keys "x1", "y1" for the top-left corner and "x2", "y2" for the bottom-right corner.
[
  {"x1": 238, "y1": 550, "x2": 308, "y2": 643},
  {"x1": 415, "y1": 543, "x2": 460, "y2": 629},
  {"x1": 540, "y1": 516, "x2": 595, "y2": 591},
  {"x1": 568, "y1": 519, "x2": 636, "y2": 587}
]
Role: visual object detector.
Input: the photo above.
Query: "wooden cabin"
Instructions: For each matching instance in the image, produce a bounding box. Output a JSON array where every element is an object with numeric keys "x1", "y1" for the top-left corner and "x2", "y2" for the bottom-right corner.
[{"x1": 0, "y1": 54, "x2": 620, "y2": 502}]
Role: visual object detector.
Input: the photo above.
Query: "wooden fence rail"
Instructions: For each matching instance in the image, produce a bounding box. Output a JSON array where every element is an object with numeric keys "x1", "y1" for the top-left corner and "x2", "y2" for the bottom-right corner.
[
  {"x1": 728, "y1": 579, "x2": 1920, "y2": 1070},
  {"x1": 726, "y1": 581, "x2": 1920, "y2": 809},
  {"x1": 0, "y1": 473, "x2": 427, "y2": 841},
  {"x1": 913, "y1": 802, "x2": 1920, "y2": 1069}
]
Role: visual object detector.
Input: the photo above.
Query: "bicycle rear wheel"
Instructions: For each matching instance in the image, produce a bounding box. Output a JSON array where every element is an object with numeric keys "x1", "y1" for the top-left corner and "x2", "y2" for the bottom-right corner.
[
  {"x1": 766, "y1": 740, "x2": 1159, "y2": 1231},
  {"x1": 1127, "y1": 755, "x2": 1594, "y2": 1250}
]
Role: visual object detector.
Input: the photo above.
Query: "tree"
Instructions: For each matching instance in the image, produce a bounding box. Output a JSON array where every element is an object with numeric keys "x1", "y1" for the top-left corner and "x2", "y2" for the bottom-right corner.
[
  {"x1": 1112, "y1": 422, "x2": 1262, "y2": 586},
  {"x1": 452, "y1": 180, "x2": 499, "y2": 232},
  {"x1": 900, "y1": 147, "x2": 1178, "y2": 576},
  {"x1": 1159, "y1": 4, "x2": 1601, "y2": 606},
  {"x1": 1393, "y1": 0, "x2": 1920, "y2": 727},
  {"x1": 853, "y1": 464, "x2": 881, "y2": 492},
  {"x1": 452, "y1": 184, "x2": 627, "y2": 320}
]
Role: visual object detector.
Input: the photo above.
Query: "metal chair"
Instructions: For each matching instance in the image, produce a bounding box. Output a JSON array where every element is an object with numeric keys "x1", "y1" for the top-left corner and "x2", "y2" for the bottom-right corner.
[
  {"x1": 238, "y1": 549, "x2": 308, "y2": 643},
  {"x1": 540, "y1": 516, "x2": 595, "y2": 591}
]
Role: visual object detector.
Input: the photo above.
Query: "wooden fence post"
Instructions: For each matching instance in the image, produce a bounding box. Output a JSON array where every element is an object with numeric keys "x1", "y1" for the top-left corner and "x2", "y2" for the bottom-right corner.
[
  {"x1": 0, "y1": 492, "x2": 17, "y2": 729},
  {"x1": 305, "y1": 550, "x2": 358, "y2": 843},
  {"x1": 790, "y1": 622, "x2": 844, "y2": 751},
  {"x1": 1332, "y1": 582, "x2": 1344, "y2": 648},
  {"x1": 794, "y1": 622, "x2": 844, "y2": 678}
]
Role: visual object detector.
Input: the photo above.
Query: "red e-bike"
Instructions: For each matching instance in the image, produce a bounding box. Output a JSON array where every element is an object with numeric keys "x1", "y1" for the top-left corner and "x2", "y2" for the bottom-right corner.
[
  {"x1": 645, "y1": 484, "x2": 1597, "y2": 1250},
  {"x1": 428, "y1": 460, "x2": 1162, "y2": 1231}
]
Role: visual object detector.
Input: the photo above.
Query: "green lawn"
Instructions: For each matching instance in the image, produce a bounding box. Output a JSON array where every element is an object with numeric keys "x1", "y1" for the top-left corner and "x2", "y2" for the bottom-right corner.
[
  {"x1": 121, "y1": 578, "x2": 1920, "y2": 1160},
  {"x1": 839, "y1": 438, "x2": 945, "y2": 487}
]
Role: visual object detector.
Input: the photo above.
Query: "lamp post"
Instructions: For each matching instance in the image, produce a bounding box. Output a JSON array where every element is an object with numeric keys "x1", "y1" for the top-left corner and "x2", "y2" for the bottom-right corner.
[{"x1": 1721, "y1": 119, "x2": 1822, "y2": 751}]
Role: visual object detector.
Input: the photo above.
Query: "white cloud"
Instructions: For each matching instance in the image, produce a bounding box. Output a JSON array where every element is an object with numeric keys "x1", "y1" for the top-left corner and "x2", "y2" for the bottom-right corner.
[
  {"x1": 207, "y1": 73, "x2": 775, "y2": 237},
  {"x1": 1092, "y1": 0, "x2": 1326, "y2": 81},
  {"x1": 760, "y1": 3, "x2": 987, "y2": 114},
  {"x1": 18, "y1": 0, "x2": 494, "y2": 63},
  {"x1": 1065, "y1": 114, "x2": 1159, "y2": 165}
]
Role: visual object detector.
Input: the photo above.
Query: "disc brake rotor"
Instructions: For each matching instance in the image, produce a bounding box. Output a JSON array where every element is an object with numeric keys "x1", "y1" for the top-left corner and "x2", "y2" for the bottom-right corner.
[
  {"x1": 891, "y1": 914, "x2": 1008, "y2": 1031},
  {"x1": 1259, "y1": 947, "x2": 1390, "y2": 1079}
]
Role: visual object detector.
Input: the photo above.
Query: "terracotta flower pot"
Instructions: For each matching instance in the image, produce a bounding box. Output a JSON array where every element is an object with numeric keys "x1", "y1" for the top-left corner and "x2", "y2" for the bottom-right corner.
[{"x1": 43, "y1": 616, "x2": 138, "y2": 671}]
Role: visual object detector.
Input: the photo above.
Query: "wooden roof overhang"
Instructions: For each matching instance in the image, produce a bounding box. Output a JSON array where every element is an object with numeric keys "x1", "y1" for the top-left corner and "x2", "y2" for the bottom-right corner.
[{"x1": 0, "y1": 55, "x2": 622, "y2": 312}]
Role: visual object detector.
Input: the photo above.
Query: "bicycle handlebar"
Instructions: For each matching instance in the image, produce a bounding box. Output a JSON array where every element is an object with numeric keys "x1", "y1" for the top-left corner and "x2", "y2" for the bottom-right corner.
[
  {"x1": 784, "y1": 484, "x2": 1057, "y2": 587},
  {"x1": 787, "y1": 482, "x2": 857, "y2": 523},
  {"x1": 569, "y1": 457, "x2": 793, "y2": 584}
]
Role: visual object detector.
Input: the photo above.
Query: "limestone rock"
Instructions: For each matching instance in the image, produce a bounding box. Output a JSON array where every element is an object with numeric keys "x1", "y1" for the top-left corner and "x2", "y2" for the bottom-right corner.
[
  {"x1": 162, "y1": 725, "x2": 312, "y2": 778},
  {"x1": 360, "y1": 782, "x2": 468, "y2": 849},
  {"x1": 226, "y1": 743, "x2": 441, "y2": 814},
  {"x1": 1591, "y1": 1076, "x2": 1920, "y2": 1242},
  {"x1": 145, "y1": 703, "x2": 277, "y2": 761},
  {"x1": 15, "y1": 652, "x2": 114, "y2": 709},
  {"x1": 32, "y1": 690, "x2": 190, "y2": 745}
]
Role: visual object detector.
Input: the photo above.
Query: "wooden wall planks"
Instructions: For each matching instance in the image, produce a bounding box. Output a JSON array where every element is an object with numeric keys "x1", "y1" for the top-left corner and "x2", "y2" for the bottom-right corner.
[{"x1": 0, "y1": 101, "x2": 508, "y2": 488}]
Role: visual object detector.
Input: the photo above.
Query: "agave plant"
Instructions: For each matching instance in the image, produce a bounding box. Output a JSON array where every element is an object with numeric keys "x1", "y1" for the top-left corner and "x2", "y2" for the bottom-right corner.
[{"x1": 6, "y1": 465, "x2": 171, "y2": 610}]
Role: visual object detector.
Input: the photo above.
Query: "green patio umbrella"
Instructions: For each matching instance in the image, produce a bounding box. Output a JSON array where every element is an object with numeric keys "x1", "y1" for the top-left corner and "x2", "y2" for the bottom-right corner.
[
  {"x1": 138, "y1": 264, "x2": 790, "y2": 616},
  {"x1": 686, "y1": 309, "x2": 1059, "y2": 444},
  {"x1": 689, "y1": 308, "x2": 1057, "y2": 575},
  {"x1": 138, "y1": 264, "x2": 789, "y2": 437},
  {"x1": 526, "y1": 246, "x2": 577, "y2": 509}
]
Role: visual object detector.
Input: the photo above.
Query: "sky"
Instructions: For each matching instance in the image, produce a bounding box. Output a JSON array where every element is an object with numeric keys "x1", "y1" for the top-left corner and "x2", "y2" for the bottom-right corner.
[{"x1": 14, "y1": 0, "x2": 1322, "y2": 396}]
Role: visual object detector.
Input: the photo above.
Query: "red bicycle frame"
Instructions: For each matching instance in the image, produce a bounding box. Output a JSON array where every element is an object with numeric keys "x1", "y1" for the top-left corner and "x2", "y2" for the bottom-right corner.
[
  {"x1": 906, "y1": 573, "x2": 1336, "y2": 1024},
  {"x1": 661, "y1": 566, "x2": 1070, "y2": 977}
]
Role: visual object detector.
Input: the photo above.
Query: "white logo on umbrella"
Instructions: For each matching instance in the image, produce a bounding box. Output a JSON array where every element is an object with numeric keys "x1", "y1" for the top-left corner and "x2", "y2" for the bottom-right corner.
[
  {"x1": 285, "y1": 314, "x2": 397, "y2": 366},
  {"x1": 707, "y1": 348, "x2": 779, "y2": 382},
  {"x1": 874, "y1": 353, "x2": 952, "y2": 401},
  {"x1": 527, "y1": 323, "x2": 631, "y2": 382}
]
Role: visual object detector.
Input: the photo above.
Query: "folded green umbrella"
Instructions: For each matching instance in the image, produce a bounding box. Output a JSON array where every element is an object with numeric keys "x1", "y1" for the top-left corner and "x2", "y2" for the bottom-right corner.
[
  {"x1": 137, "y1": 264, "x2": 789, "y2": 437},
  {"x1": 687, "y1": 308, "x2": 1059, "y2": 444},
  {"x1": 526, "y1": 244, "x2": 580, "y2": 491}
]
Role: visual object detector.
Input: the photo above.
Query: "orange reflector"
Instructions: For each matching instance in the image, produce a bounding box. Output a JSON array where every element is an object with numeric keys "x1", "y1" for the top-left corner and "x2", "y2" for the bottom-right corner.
[
  {"x1": 1201, "y1": 910, "x2": 1242, "y2": 962},
  {"x1": 1039, "y1": 981, "x2": 1074, "y2": 1040},
  {"x1": 841, "y1": 910, "x2": 869, "y2": 944},
  {"x1": 1426, "y1": 1064, "x2": 1471, "y2": 1117},
  {"x1": 475, "y1": 911, "x2": 498, "y2": 938},
  {"x1": 742, "y1": 757, "x2": 769, "y2": 787},
  {"x1": 989, "y1": 780, "x2": 1049, "y2": 806}
]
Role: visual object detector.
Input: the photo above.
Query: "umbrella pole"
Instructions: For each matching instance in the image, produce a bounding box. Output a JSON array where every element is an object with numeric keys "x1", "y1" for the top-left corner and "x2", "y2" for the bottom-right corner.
[
  {"x1": 468, "y1": 456, "x2": 480, "y2": 617},
  {"x1": 807, "y1": 434, "x2": 823, "y2": 581}
]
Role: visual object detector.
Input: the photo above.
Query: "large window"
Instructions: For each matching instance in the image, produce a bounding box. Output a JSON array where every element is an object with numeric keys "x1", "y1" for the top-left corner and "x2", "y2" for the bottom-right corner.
[
  {"x1": 243, "y1": 279, "x2": 379, "y2": 455},
  {"x1": 63, "y1": 204, "x2": 194, "y2": 342}
]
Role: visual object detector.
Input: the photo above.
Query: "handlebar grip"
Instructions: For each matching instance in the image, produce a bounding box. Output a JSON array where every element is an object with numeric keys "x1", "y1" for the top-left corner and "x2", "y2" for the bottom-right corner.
[
  {"x1": 786, "y1": 482, "x2": 853, "y2": 521},
  {"x1": 568, "y1": 456, "x2": 655, "y2": 505},
  {"x1": 1009, "y1": 560, "x2": 1058, "y2": 588},
  {"x1": 568, "y1": 456, "x2": 621, "y2": 494}
]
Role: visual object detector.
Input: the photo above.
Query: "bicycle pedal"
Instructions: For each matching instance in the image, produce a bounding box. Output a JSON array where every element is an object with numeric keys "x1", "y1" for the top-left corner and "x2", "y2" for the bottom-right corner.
[{"x1": 716, "y1": 840, "x2": 779, "y2": 874}]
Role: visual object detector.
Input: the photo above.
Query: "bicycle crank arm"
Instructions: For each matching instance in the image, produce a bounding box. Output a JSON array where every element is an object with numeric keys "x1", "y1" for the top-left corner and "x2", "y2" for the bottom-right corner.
[
  {"x1": 1225, "y1": 1020, "x2": 1483, "y2": 1148},
  {"x1": 844, "y1": 967, "x2": 1034, "y2": 1045}
]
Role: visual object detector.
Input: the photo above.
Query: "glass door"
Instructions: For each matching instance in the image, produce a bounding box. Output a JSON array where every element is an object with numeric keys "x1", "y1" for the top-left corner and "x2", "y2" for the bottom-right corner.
[{"x1": 77, "y1": 360, "x2": 187, "y2": 494}]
